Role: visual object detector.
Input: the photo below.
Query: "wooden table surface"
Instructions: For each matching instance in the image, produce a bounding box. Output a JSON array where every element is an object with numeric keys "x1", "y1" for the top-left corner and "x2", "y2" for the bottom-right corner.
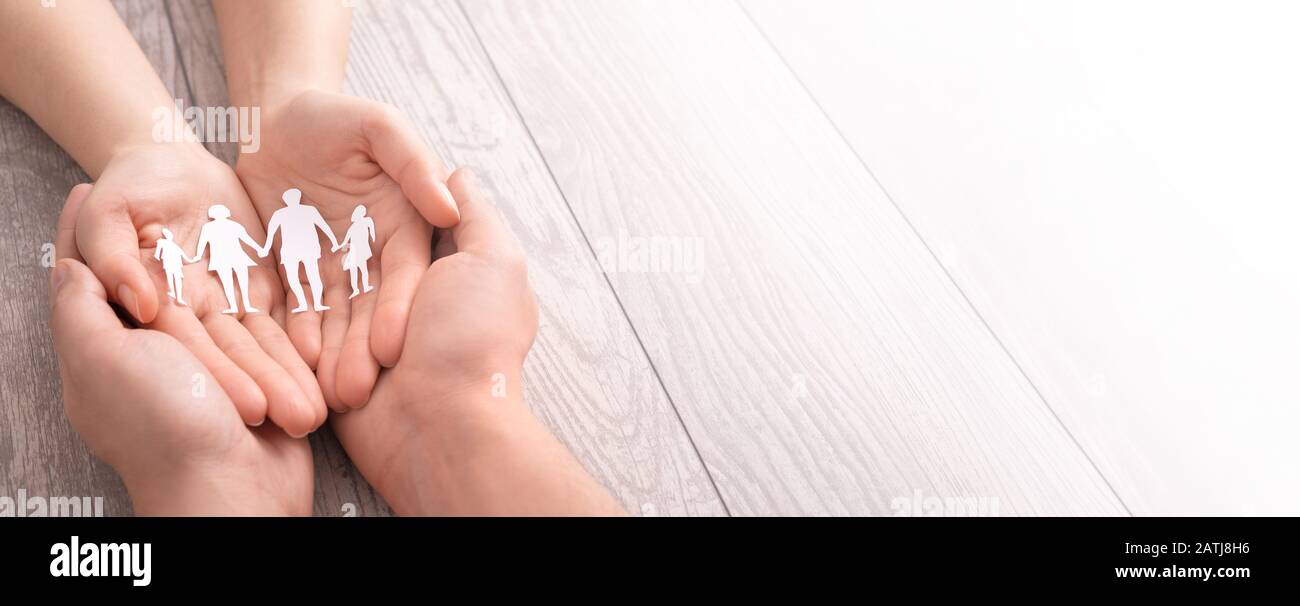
[{"x1": 3, "y1": 0, "x2": 1294, "y2": 516}]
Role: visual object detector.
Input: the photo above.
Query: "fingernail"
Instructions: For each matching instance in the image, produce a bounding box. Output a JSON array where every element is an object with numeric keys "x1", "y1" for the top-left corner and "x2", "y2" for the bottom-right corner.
[
  {"x1": 117, "y1": 285, "x2": 141, "y2": 321},
  {"x1": 436, "y1": 179, "x2": 460, "y2": 221}
]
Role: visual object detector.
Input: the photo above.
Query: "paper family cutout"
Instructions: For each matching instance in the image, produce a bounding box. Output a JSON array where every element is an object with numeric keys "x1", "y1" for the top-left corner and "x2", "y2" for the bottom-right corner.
[{"x1": 155, "y1": 188, "x2": 376, "y2": 314}]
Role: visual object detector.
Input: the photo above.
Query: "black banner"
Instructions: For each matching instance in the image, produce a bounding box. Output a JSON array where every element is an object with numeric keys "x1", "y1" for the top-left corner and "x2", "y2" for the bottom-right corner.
[{"x1": 0, "y1": 517, "x2": 1286, "y2": 594}]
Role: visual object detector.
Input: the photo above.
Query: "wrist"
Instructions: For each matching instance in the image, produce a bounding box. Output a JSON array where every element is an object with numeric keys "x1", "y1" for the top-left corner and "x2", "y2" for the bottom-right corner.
[
  {"x1": 121, "y1": 457, "x2": 302, "y2": 516},
  {"x1": 227, "y1": 78, "x2": 333, "y2": 116},
  {"x1": 212, "y1": 0, "x2": 351, "y2": 113},
  {"x1": 376, "y1": 378, "x2": 531, "y2": 515},
  {"x1": 106, "y1": 137, "x2": 209, "y2": 169}
]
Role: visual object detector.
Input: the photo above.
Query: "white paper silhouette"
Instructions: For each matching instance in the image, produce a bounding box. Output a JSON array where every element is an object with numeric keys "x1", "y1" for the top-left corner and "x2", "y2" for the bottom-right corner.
[
  {"x1": 195, "y1": 205, "x2": 262, "y2": 314},
  {"x1": 153, "y1": 228, "x2": 199, "y2": 306},
  {"x1": 333, "y1": 205, "x2": 376, "y2": 299},
  {"x1": 261, "y1": 188, "x2": 339, "y2": 313}
]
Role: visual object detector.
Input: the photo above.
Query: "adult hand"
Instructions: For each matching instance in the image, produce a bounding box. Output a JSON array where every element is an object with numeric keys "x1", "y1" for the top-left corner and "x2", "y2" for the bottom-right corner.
[
  {"x1": 333, "y1": 170, "x2": 624, "y2": 516},
  {"x1": 51, "y1": 188, "x2": 313, "y2": 514},
  {"x1": 69, "y1": 144, "x2": 326, "y2": 437},
  {"x1": 235, "y1": 89, "x2": 460, "y2": 410}
]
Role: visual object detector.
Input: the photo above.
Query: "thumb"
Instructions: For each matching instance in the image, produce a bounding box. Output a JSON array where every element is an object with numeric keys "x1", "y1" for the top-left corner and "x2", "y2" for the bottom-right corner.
[
  {"x1": 74, "y1": 191, "x2": 158, "y2": 324},
  {"x1": 447, "y1": 168, "x2": 524, "y2": 260},
  {"x1": 362, "y1": 101, "x2": 461, "y2": 228},
  {"x1": 55, "y1": 183, "x2": 93, "y2": 263},
  {"x1": 48, "y1": 258, "x2": 129, "y2": 371}
]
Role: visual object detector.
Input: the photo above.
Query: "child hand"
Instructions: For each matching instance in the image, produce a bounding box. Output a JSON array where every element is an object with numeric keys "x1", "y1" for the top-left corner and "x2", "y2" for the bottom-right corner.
[
  {"x1": 235, "y1": 90, "x2": 460, "y2": 410},
  {"x1": 68, "y1": 144, "x2": 326, "y2": 437},
  {"x1": 48, "y1": 255, "x2": 313, "y2": 515}
]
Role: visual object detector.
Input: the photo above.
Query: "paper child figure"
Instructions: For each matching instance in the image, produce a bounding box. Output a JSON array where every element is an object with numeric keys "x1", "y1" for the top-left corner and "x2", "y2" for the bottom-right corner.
[
  {"x1": 333, "y1": 204, "x2": 376, "y2": 299},
  {"x1": 261, "y1": 188, "x2": 339, "y2": 313},
  {"x1": 153, "y1": 228, "x2": 199, "y2": 306},
  {"x1": 194, "y1": 204, "x2": 261, "y2": 314}
]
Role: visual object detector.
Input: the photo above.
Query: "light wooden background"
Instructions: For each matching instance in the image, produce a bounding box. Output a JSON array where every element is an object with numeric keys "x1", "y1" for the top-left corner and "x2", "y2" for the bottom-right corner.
[{"x1": 4, "y1": 0, "x2": 1292, "y2": 516}]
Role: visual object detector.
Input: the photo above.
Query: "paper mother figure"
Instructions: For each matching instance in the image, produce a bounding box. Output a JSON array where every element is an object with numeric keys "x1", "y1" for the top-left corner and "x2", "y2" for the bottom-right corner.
[{"x1": 194, "y1": 204, "x2": 262, "y2": 314}]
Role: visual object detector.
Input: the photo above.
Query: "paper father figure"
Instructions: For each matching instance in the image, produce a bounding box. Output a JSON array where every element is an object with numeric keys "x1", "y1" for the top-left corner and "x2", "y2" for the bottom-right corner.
[{"x1": 261, "y1": 188, "x2": 340, "y2": 313}]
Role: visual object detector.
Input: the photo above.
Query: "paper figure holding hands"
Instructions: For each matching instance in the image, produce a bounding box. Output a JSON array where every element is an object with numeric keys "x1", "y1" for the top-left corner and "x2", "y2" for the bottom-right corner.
[
  {"x1": 261, "y1": 188, "x2": 339, "y2": 313},
  {"x1": 194, "y1": 204, "x2": 261, "y2": 314},
  {"x1": 153, "y1": 228, "x2": 199, "y2": 306},
  {"x1": 333, "y1": 204, "x2": 376, "y2": 299}
]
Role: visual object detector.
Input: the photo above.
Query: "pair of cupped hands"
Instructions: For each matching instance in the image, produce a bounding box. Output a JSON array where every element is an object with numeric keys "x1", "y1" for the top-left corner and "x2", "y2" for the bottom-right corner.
[{"x1": 49, "y1": 90, "x2": 538, "y2": 514}]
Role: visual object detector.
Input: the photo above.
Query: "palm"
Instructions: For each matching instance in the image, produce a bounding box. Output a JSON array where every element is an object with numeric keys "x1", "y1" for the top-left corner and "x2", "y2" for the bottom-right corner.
[
  {"x1": 98, "y1": 147, "x2": 276, "y2": 319},
  {"x1": 236, "y1": 90, "x2": 451, "y2": 409},
  {"x1": 75, "y1": 144, "x2": 325, "y2": 437}
]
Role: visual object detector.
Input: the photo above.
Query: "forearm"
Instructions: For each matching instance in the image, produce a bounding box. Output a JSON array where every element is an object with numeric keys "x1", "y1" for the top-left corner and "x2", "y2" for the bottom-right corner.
[
  {"x1": 212, "y1": 0, "x2": 352, "y2": 109},
  {"x1": 0, "y1": 0, "x2": 181, "y2": 177},
  {"x1": 366, "y1": 384, "x2": 626, "y2": 516}
]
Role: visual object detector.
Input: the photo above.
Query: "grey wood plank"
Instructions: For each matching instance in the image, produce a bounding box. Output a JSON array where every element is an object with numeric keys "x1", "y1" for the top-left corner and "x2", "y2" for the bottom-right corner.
[
  {"x1": 166, "y1": 0, "x2": 727, "y2": 516},
  {"x1": 739, "y1": 0, "x2": 1300, "y2": 514},
  {"x1": 461, "y1": 0, "x2": 1128, "y2": 515},
  {"x1": 0, "y1": 100, "x2": 131, "y2": 515},
  {"x1": 0, "y1": 0, "x2": 195, "y2": 516}
]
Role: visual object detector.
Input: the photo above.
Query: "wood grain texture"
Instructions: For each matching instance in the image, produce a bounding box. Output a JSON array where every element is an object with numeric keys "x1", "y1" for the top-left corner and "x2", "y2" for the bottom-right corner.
[
  {"x1": 0, "y1": 0, "x2": 191, "y2": 516},
  {"x1": 741, "y1": 0, "x2": 1300, "y2": 514},
  {"x1": 462, "y1": 0, "x2": 1127, "y2": 515},
  {"x1": 166, "y1": 0, "x2": 728, "y2": 516}
]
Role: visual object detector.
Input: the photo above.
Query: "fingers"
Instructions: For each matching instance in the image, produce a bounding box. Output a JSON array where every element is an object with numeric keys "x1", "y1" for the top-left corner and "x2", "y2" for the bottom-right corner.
[
  {"x1": 371, "y1": 221, "x2": 432, "y2": 366},
  {"x1": 151, "y1": 305, "x2": 267, "y2": 426},
  {"x1": 315, "y1": 282, "x2": 353, "y2": 412},
  {"x1": 337, "y1": 284, "x2": 381, "y2": 408},
  {"x1": 362, "y1": 102, "x2": 460, "y2": 228},
  {"x1": 198, "y1": 312, "x2": 319, "y2": 438},
  {"x1": 446, "y1": 168, "x2": 524, "y2": 260},
  {"x1": 48, "y1": 259, "x2": 127, "y2": 371},
  {"x1": 243, "y1": 314, "x2": 328, "y2": 433},
  {"x1": 75, "y1": 189, "x2": 159, "y2": 324},
  {"x1": 55, "y1": 184, "x2": 93, "y2": 263}
]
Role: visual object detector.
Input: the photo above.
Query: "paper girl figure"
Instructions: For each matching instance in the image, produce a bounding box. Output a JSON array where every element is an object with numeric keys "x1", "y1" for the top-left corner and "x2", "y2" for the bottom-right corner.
[
  {"x1": 153, "y1": 228, "x2": 199, "y2": 306},
  {"x1": 194, "y1": 204, "x2": 261, "y2": 314},
  {"x1": 333, "y1": 204, "x2": 376, "y2": 299}
]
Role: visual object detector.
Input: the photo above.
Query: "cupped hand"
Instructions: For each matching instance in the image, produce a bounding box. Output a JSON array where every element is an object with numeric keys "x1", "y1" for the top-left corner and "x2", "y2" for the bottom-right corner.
[
  {"x1": 332, "y1": 169, "x2": 538, "y2": 492},
  {"x1": 332, "y1": 171, "x2": 622, "y2": 516},
  {"x1": 69, "y1": 146, "x2": 325, "y2": 437},
  {"x1": 50, "y1": 211, "x2": 313, "y2": 515},
  {"x1": 379, "y1": 168, "x2": 536, "y2": 398},
  {"x1": 234, "y1": 89, "x2": 460, "y2": 411}
]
